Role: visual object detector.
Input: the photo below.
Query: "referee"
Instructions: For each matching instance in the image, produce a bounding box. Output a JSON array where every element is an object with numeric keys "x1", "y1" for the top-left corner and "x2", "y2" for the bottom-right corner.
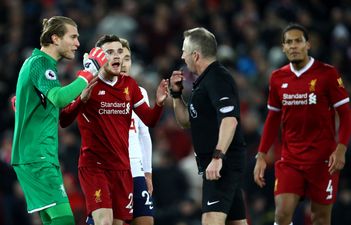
[{"x1": 170, "y1": 27, "x2": 248, "y2": 225}]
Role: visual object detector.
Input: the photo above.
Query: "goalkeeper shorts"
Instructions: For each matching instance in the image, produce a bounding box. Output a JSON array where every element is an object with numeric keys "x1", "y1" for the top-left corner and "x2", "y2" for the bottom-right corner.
[{"x1": 13, "y1": 162, "x2": 70, "y2": 213}]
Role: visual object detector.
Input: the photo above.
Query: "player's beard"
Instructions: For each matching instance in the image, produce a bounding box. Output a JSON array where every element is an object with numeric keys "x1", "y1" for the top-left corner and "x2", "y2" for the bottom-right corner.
[
  {"x1": 105, "y1": 65, "x2": 120, "y2": 77},
  {"x1": 58, "y1": 47, "x2": 75, "y2": 60},
  {"x1": 290, "y1": 59, "x2": 304, "y2": 64}
]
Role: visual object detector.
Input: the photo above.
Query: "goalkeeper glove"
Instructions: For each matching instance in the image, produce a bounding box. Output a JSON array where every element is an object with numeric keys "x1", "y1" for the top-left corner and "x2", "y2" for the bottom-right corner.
[{"x1": 77, "y1": 47, "x2": 108, "y2": 82}]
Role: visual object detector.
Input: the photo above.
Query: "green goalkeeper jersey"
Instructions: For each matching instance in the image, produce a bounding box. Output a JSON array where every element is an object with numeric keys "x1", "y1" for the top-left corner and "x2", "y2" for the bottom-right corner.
[{"x1": 12, "y1": 49, "x2": 63, "y2": 166}]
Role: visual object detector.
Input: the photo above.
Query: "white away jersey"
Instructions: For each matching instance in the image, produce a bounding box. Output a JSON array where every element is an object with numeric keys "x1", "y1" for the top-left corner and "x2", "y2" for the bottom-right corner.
[{"x1": 129, "y1": 87, "x2": 152, "y2": 176}]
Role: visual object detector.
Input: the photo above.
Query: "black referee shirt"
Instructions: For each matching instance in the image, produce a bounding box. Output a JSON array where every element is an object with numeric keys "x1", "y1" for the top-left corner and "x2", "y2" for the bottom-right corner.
[{"x1": 188, "y1": 61, "x2": 246, "y2": 160}]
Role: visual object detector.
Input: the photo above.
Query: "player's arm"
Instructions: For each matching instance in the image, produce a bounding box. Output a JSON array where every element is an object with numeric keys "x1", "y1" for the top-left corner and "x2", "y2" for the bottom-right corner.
[
  {"x1": 134, "y1": 102, "x2": 162, "y2": 127},
  {"x1": 138, "y1": 89, "x2": 153, "y2": 174},
  {"x1": 59, "y1": 77, "x2": 98, "y2": 128},
  {"x1": 336, "y1": 103, "x2": 351, "y2": 146},
  {"x1": 328, "y1": 103, "x2": 351, "y2": 174},
  {"x1": 138, "y1": 119, "x2": 153, "y2": 194},
  {"x1": 48, "y1": 48, "x2": 107, "y2": 108},
  {"x1": 139, "y1": 124, "x2": 152, "y2": 174},
  {"x1": 137, "y1": 87, "x2": 154, "y2": 194},
  {"x1": 254, "y1": 71, "x2": 282, "y2": 186},
  {"x1": 170, "y1": 70, "x2": 190, "y2": 128},
  {"x1": 59, "y1": 97, "x2": 83, "y2": 128},
  {"x1": 257, "y1": 109, "x2": 282, "y2": 155},
  {"x1": 134, "y1": 79, "x2": 168, "y2": 127},
  {"x1": 47, "y1": 78, "x2": 87, "y2": 108},
  {"x1": 254, "y1": 109, "x2": 282, "y2": 187},
  {"x1": 326, "y1": 70, "x2": 351, "y2": 174}
]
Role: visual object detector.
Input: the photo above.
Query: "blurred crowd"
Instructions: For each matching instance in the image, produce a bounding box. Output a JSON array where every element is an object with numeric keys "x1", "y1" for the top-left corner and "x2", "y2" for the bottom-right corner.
[{"x1": 1, "y1": 0, "x2": 351, "y2": 225}]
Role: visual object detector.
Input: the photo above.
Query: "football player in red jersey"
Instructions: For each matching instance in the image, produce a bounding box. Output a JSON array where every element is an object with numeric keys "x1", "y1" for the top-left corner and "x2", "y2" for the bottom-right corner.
[
  {"x1": 60, "y1": 35, "x2": 168, "y2": 225},
  {"x1": 254, "y1": 23, "x2": 351, "y2": 225}
]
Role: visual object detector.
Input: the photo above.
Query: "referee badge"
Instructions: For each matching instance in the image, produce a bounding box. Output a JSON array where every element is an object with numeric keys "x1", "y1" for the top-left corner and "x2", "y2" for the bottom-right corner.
[
  {"x1": 219, "y1": 106, "x2": 234, "y2": 113},
  {"x1": 189, "y1": 103, "x2": 198, "y2": 118}
]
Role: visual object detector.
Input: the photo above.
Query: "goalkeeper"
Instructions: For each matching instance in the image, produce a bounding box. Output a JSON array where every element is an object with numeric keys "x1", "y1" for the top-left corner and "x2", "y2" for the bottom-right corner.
[{"x1": 11, "y1": 16, "x2": 107, "y2": 225}]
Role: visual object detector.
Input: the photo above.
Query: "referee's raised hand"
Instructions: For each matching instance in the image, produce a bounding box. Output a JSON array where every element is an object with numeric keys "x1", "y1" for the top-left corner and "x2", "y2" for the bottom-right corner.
[{"x1": 170, "y1": 70, "x2": 184, "y2": 92}]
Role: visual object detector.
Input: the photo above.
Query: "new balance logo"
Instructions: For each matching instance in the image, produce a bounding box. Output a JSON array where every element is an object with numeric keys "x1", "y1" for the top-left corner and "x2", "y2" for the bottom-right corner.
[
  {"x1": 207, "y1": 200, "x2": 220, "y2": 206},
  {"x1": 98, "y1": 90, "x2": 106, "y2": 95},
  {"x1": 281, "y1": 83, "x2": 288, "y2": 88}
]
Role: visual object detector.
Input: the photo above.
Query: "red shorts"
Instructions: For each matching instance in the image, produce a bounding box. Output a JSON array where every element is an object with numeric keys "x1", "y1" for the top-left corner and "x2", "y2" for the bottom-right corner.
[
  {"x1": 78, "y1": 167, "x2": 133, "y2": 221},
  {"x1": 274, "y1": 160, "x2": 339, "y2": 204}
]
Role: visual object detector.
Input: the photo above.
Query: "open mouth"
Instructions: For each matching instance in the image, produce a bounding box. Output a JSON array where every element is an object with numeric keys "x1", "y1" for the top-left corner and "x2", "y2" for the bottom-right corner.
[{"x1": 111, "y1": 62, "x2": 120, "y2": 69}]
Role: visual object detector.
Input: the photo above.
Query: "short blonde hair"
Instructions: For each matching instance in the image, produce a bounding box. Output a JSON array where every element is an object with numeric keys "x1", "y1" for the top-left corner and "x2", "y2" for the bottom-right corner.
[{"x1": 40, "y1": 16, "x2": 77, "y2": 47}]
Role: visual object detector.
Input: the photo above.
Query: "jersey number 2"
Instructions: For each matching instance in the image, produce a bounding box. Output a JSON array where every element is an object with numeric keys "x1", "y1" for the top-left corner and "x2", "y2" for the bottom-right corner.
[
  {"x1": 126, "y1": 193, "x2": 133, "y2": 213},
  {"x1": 142, "y1": 190, "x2": 153, "y2": 209}
]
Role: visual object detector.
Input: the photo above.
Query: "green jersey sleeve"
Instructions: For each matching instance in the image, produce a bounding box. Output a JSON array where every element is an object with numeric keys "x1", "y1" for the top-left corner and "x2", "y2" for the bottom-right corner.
[
  {"x1": 30, "y1": 56, "x2": 61, "y2": 96},
  {"x1": 47, "y1": 78, "x2": 87, "y2": 108}
]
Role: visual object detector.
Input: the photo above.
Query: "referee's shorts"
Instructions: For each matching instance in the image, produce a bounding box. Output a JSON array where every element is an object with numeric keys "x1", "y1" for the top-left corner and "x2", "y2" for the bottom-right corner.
[{"x1": 202, "y1": 160, "x2": 246, "y2": 220}]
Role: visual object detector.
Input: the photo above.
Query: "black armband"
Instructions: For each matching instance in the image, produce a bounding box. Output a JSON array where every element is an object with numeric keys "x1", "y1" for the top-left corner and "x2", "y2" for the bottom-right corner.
[
  {"x1": 212, "y1": 149, "x2": 225, "y2": 160},
  {"x1": 170, "y1": 88, "x2": 182, "y2": 98}
]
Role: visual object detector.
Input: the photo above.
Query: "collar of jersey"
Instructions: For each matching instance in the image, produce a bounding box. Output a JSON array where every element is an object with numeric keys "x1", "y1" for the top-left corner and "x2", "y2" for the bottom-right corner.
[
  {"x1": 32, "y1": 48, "x2": 57, "y2": 66},
  {"x1": 193, "y1": 61, "x2": 219, "y2": 89},
  {"x1": 98, "y1": 73, "x2": 118, "y2": 86},
  {"x1": 289, "y1": 57, "x2": 314, "y2": 77}
]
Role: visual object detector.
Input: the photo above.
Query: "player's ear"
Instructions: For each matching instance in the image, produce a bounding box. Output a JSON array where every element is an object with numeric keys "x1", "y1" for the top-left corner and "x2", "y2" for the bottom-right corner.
[
  {"x1": 306, "y1": 41, "x2": 311, "y2": 51},
  {"x1": 193, "y1": 51, "x2": 200, "y2": 62},
  {"x1": 281, "y1": 43, "x2": 286, "y2": 53},
  {"x1": 51, "y1": 34, "x2": 60, "y2": 46}
]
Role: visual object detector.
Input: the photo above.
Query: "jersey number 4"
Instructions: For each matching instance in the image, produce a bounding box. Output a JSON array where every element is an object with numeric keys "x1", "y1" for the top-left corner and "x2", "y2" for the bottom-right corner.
[
  {"x1": 130, "y1": 118, "x2": 137, "y2": 133},
  {"x1": 326, "y1": 179, "x2": 333, "y2": 200}
]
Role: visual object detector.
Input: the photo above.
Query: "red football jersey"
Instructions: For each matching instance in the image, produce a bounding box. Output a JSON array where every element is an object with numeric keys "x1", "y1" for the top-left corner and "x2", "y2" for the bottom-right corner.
[
  {"x1": 77, "y1": 76, "x2": 144, "y2": 170},
  {"x1": 268, "y1": 58, "x2": 350, "y2": 164}
]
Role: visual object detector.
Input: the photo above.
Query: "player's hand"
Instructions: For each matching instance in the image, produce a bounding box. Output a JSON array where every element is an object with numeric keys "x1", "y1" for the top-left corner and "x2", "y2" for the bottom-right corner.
[
  {"x1": 78, "y1": 47, "x2": 108, "y2": 83},
  {"x1": 156, "y1": 79, "x2": 169, "y2": 106},
  {"x1": 328, "y1": 144, "x2": 346, "y2": 174},
  {"x1": 205, "y1": 158, "x2": 223, "y2": 180},
  {"x1": 81, "y1": 76, "x2": 99, "y2": 103},
  {"x1": 10, "y1": 95, "x2": 16, "y2": 112},
  {"x1": 170, "y1": 70, "x2": 185, "y2": 92},
  {"x1": 254, "y1": 152, "x2": 267, "y2": 188},
  {"x1": 145, "y1": 172, "x2": 153, "y2": 195}
]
